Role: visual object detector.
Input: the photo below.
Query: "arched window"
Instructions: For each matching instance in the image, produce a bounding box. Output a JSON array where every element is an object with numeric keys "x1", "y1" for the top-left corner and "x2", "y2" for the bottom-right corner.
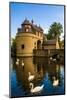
[{"x1": 37, "y1": 40, "x2": 41, "y2": 49}]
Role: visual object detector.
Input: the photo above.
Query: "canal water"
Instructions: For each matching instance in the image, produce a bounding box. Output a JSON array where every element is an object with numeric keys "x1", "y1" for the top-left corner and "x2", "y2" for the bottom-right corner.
[{"x1": 10, "y1": 57, "x2": 65, "y2": 98}]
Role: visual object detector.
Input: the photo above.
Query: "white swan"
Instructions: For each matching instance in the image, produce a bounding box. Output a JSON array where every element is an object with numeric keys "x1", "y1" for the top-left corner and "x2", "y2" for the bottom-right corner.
[
  {"x1": 21, "y1": 60, "x2": 24, "y2": 66},
  {"x1": 53, "y1": 58, "x2": 56, "y2": 61},
  {"x1": 53, "y1": 76, "x2": 59, "y2": 86},
  {"x1": 16, "y1": 59, "x2": 19, "y2": 65},
  {"x1": 16, "y1": 61, "x2": 19, "y2": 65},
  {"x1": 50, "y1": 57, "x2": 56, "y2": 62},
  {"x1": 28, "y1": 72, "x2": 35, "y2": 81},
  {"x1": 50, "y1": 57, "x2": 53, "y2": 60},
  {"x1": 30, "y1": 83, "x2": 44, "y2": 93},
  {"x1": 17, "y1": 59, "x2": 19, "y2": 62}
]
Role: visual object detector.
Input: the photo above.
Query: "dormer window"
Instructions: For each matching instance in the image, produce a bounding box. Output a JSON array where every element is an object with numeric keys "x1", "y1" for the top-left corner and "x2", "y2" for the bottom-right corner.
[{"x1": 25, "y1": 28, "x2": 29, "y2": 32}]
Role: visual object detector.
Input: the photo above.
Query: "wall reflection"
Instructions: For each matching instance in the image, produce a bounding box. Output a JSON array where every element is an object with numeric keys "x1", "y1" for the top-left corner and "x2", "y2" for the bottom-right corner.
[{"x1": 12, "y1": 57, "x2": 64, "y2": 94}]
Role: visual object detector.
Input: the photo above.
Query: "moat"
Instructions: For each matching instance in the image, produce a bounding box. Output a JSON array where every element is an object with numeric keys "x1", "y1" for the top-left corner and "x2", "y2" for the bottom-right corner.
[{"x1": 10, "y1": 57, "x2": 65, "y2": 97}]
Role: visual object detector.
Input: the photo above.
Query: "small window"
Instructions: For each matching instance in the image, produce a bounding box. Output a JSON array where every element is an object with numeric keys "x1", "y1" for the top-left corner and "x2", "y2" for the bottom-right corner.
[
  {"x1": 34, "y1": 47, "x2": 36, "y2": 49},
  {"x1": 34, "y1": 42, "x2": 36, "y2": 45},
  {"x1": 21, "y1": 44, "x2": 24, "y2": 49},
  {"x1": 26, "y1": 28, "x2": 29, "y2": 32}
]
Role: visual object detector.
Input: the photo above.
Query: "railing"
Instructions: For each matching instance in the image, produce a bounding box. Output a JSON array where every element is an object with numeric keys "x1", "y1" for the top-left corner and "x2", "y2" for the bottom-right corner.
[{"x1": 33, "y1": 49, "x2": 64, "y2": 57}]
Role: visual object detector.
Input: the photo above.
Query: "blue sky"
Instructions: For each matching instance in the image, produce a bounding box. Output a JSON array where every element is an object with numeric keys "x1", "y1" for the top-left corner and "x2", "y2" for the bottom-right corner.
[{"x1": 10, "y1": 2, "x2": 64, "y2": 39}]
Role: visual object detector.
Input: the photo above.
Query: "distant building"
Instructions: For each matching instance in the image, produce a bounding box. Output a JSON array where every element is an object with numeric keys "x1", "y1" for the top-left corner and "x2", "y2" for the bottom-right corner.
[{"x1": 42, "y1": 38, "x2": 60, "y2": 49}]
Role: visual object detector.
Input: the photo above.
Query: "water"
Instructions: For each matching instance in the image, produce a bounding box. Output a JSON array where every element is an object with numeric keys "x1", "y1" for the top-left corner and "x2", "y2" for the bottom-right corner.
[{"x1": 10, "y1": 57, "x2": 65, "y2": 98}]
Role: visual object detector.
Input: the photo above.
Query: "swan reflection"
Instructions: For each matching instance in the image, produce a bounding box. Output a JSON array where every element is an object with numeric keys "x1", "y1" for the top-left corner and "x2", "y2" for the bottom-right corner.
[{"x1": 28, "y1": 72, "x2": 35, "y2": 82}]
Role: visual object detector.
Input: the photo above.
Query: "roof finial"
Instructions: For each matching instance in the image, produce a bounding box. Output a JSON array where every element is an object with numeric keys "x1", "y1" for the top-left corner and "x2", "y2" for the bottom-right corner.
[
  {"x1": 39, "y1": 24, "x2": 40, "y2": 27},
  {"x1": 31, "y1": 19, "x2": 34, "y2": 24},
  {"x1": 25, "y1": 17, "x2": 27, "y2": 20}
]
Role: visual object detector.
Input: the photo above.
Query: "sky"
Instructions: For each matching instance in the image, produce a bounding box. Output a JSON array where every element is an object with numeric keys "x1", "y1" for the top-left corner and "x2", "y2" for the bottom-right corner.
[{"x1": 10, "y1": 2, "x2": 65, "y2": 39}]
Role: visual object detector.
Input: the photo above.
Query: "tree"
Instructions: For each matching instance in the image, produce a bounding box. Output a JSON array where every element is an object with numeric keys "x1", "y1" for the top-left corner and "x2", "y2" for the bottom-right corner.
[
  {"x1": 59, "y1": 39, "x2": 64, "y2": 49},
  {"x1": 47, "y1": 22, "x2": 63, "y2": 40},
  {"x1": 11, "y1": 38, "x2": 16, "y2": 57}
]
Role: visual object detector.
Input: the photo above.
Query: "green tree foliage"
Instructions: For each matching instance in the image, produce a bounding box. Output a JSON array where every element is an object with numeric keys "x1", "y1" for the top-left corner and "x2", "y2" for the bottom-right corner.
[
  {"x1": 59, "y1": 39, "x2": 64, "y2": 49},
  {"x1": 47, "y1": 22, "x2": 63, "y2": 40},
  {"x1": 11, "y1": 38, "x2": 16, "y2": 57}
]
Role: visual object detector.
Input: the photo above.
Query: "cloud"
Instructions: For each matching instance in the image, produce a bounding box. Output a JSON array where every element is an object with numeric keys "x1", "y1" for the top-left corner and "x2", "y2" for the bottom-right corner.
[
  {"x1": 43, "y1": 28, "x2": 49, "y2": 34},
  {"x1": 60, "y1": 33, "x2": 64, "y2": 40}
]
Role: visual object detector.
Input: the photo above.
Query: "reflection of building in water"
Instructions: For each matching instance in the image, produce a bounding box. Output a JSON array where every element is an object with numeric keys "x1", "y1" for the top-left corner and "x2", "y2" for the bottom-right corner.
[
  {"x1": 35, "y1": 63, "x2": 43, "y2": 80},
  {"x1": 33, "y1": 57, "x2": 62, "y2": 86},
  {"x1": 13, "y1": 57, "x2": 46, "y2": 91},
  {"x1": 12, "y1": 57, "x2": 64, "y2": 93},
  {"x1": 14, "y1": 57, "x2": 35, "y2": 91},
  {"x1": 47, "y1": 63, "x2": 62, "y2": 86},
  {"x1": 33, "y1": 57, "x2": 51, "y2": 78},
  {"x1": 33, "y1": 57, "x2": 48, "y2": 79},
  {"x1": 15, "y1": 19, "x2": 60, "y2": 57}
]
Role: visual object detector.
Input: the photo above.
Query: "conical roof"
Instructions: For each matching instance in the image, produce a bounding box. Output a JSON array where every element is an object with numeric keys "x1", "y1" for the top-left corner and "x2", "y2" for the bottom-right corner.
[{"x1": 22, "y1": 19, "x2": 31, "y2": 25}]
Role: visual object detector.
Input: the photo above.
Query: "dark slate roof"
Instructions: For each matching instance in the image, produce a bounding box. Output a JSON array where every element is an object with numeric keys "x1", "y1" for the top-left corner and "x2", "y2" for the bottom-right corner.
[
  {"x1": 21, "y1": 19, "x2": 43, "y2": 33},
  {"x1": 32, "y1": 24, "x2": 43, "y2": 32},
  {"x1": 43, "y1": 39, "x2": 56, "y2": 45},
  {"x1": 39, "y1": 26, "x2": 43, "y2": 31},
  {"x1": 22, "y1": 19, "x2": 31, "y2": 25}
]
